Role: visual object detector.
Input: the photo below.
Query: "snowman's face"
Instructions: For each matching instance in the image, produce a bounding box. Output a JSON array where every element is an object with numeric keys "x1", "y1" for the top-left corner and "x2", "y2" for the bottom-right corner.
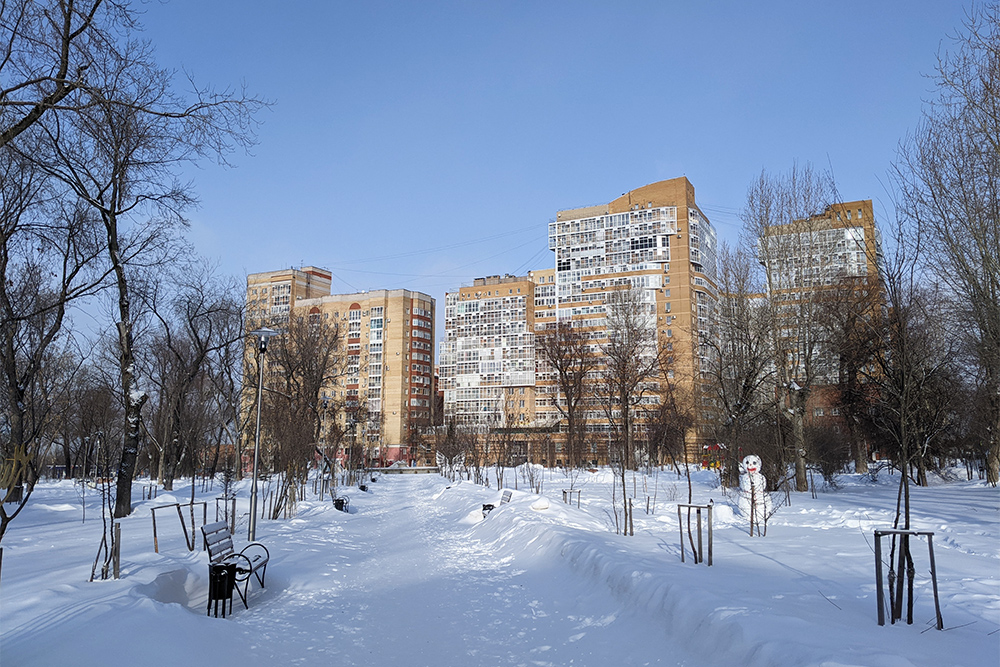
[{"x1": 741, "y1": 455, "x2": 762, "y2": 475}]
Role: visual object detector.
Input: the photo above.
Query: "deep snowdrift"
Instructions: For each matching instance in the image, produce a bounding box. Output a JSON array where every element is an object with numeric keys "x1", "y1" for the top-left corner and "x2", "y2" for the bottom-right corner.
[{"x1": 1, "y1": 468, "x2": 997, "y2": 666}]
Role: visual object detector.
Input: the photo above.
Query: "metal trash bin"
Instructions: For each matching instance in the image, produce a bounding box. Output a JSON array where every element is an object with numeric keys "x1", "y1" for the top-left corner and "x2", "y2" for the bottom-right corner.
[{"x1": 207, "y1": 562, "x2": 236, "y2": 618}]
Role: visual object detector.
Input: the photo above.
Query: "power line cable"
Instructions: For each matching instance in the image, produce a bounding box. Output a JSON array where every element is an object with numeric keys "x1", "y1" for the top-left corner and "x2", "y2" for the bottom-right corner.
[{"x1": 332, "y1": 222, "x2": 541, "y2": 265}]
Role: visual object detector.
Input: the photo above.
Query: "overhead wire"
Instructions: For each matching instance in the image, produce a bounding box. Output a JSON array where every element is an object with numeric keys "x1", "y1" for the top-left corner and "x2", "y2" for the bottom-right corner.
[
  {"x1": 330, "y1": 222, "x2": 541, "y2": 265},
  {"x1": 699, "y1": 201, "x2": 744, "y2": 228},
  {"x1": 511, "y1": 245, "x2": 551, "y2": 276},
  {"x1": 321, "y1": 200, "x2": 744, "y2": 292},
  {"x1": 323, "y1": 230, "x2": 549, "y2": 292}
]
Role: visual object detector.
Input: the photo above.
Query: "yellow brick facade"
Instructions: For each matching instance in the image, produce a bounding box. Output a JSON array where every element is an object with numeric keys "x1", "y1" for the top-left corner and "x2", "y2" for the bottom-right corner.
[
  {"x1": 441, "y1": 177, "x2": 719, "y2": 466},
  {"x1": 246, "y1": 267, "x2": 435, "y2": 465}
]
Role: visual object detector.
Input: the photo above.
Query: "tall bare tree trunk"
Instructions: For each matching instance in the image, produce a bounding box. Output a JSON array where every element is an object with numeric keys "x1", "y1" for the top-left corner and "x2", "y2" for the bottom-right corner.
[
  {"x1": 789, "y1": 387, "x2": 808, "y2": 492},
  {"x1": 109, "y1": 211, "x2": 146, "y2": 518}
]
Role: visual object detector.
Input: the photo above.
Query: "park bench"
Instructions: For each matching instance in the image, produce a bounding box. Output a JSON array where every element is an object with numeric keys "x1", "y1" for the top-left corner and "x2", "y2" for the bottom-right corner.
[
  {"x1": 482, "y1": 488, "x2": 513, "y2": 518},
  {"x1": 200, "y1": 521, "x2": 270, "y2": 613}
]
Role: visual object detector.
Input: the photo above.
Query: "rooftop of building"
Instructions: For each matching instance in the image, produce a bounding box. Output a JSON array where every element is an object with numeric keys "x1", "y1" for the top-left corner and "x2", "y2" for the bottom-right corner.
[
  {"x1": 556, "y1": 176, "x2": 698, "y2": 221},
  {"x1": 470, "y1": 274, "x2": 532, "y2": 286},
  {"x1": 298, "y1": 288, "x2": 435, "y2": 306},
  {"x1": 247, "y1": 265, "x2": 332, "y2": 282},
  {"x1": 761, "y1": 200, "x2": 875, "y2": 236}
]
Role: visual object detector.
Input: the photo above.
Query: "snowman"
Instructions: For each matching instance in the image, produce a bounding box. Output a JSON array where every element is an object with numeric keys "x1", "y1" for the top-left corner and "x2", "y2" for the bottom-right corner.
[{"x1": 736, "y1": 454, "x2": 772, "y2": 521}]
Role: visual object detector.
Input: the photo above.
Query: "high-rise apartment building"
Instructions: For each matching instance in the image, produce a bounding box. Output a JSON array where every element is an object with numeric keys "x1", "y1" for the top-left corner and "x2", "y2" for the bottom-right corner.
[
  {"x1": 758, "y1": 199, "x2": 882, "y2": 422},
  {"x1": 297, "y1": 289, "x2": 435, "y2": 461},
  {"x1": 441, "y1": 177, "x2": 719, "y2": 464},
  {"x1": 439, "y1": 274, "x2": 538, "y2": 427},
  {"x1": 760, "y1": 200, "x2": 879, "y2": 295},
  {"x1": 246, "y1": 266, "x2": 333, "y2": 323},
  {"x1": 545, "y1": 177, "x2": 718, "y2": 457},
  {"x1": 246, "y1": 267, "x2": 435, "y2": 465}
]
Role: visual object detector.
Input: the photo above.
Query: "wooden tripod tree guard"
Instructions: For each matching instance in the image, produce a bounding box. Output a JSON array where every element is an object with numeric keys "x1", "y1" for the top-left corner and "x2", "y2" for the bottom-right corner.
[
  {"x1": 677, "y1": 503, "x2": 713, "y2": 566},
  {"x1": 874, "y1": 529, "x2": 943, "y2": 630},
  {"x1": 150, "y1": 501, "x2": 207, "y2": 553}
]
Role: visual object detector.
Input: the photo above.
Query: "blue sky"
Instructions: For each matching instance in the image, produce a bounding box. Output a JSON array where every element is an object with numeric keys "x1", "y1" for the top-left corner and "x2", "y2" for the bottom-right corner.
[{"x1": 138, "y1": 0, "x2": 971, "y2": 304}]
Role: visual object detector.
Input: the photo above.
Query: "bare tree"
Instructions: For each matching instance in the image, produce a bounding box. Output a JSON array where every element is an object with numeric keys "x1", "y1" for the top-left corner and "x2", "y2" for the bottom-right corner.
[
  {"x1": 701, "y1": 241, "x2": 779, "y2": 487},
  {"x1": 743, "y1": 163, "x2": 839, "y2": 492},
  {"x1": 854, "y1": 209, "x2": 966, "y2": 623},
  {"x1": 428, "y1": 420, "x2": 466, "y2": 481},
  {"x1": 257, "y1": 313, "x2": 345, "y2": 517},
  {"x1": 0, "y1": 0, "x2": 120, "y2": 147},
  {"x1": 645, "y1": 374, "x2": 692, "y2": 485},
  {"x1": 817, "y1": 274, "x2": 884, "y2": 475},
  {"x1": 143, "y1": 262, "x2": 243, "y2": 490},
  {"x1": 864, "y1": 220, "x2": 961, "y2": 487},
  {"x1": 895, "y1": 4, "x2": 1000, "y2": 485},
  {"x1": 600, "y1": 285, "x2": 664, "y2": 535},
  {"x1": 486, "y1": 387, "x2": 520, "y2": 489},
  {"x1": 0, "y1": 150, "x2": 106, "y2": 542},
  {"x1": 464, "y1": 425, "x2": 489, "y2": 487},
  {"x1": 203, "y1": 284, "x2": 247, "y2": 482},
  {"x1": 536, "y1": 321, "x2": 596, "y2": 470},
  {"x1": 27, "y1": 33, "x2": 262, "y2": 517},
  {"x1": 0, "y1": 1, "x2": 262, "y2": 529}
]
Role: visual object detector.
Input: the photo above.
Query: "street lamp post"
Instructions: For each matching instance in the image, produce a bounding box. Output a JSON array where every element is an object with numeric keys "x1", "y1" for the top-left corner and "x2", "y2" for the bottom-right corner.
[
  {"x1": 248, "y1": 327, "x2": 278, "y2": 542},
  {"x1": 348, "y1": 415, "x2": 357, "y2": 484}
]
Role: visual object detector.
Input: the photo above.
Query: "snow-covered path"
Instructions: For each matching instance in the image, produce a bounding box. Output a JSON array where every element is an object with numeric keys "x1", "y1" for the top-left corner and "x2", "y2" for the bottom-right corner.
[
  {"x1": 238, "y1": 475, "x2": 694, "y2": 665},
  {"x1": 2, "y1": 470, "x2": 997, "y2": 666}
]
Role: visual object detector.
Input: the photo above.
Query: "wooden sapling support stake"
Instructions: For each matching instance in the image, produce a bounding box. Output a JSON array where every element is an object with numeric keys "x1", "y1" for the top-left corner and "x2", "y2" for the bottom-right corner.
[
  {"x1": 175, "y1": 503, "x2": 190, "y2": 550},
  {"x1": 113, "y1": 522, "x2": 121, "y2": 579},
  {"x1": 215, "y1": 496, "x2": 237, "y2": 534}
]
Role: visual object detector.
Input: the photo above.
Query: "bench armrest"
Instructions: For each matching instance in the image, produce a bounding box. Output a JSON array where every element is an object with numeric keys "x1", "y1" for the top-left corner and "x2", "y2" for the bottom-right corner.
[
  {"x1": 223, "y1": 552, "x2": 254, "y2": 580},
  {"x1": 240, "y1": 542, "x2": 270, "y2": 564}
]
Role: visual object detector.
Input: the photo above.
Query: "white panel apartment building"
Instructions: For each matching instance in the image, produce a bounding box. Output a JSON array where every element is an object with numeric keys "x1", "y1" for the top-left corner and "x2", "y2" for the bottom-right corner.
[
  {"x1": 440, "y1": 177, "x2": 720, "y2": 458},
  {"x1": 439, "y1": 274, "x2": 538, "y2": 427}
]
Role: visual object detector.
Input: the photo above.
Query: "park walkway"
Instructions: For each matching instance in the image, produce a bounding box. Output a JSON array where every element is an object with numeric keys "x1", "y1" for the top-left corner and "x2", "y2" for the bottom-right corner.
[{"x1": 236, "y1": 474, "x2": 691, "y2": 666}]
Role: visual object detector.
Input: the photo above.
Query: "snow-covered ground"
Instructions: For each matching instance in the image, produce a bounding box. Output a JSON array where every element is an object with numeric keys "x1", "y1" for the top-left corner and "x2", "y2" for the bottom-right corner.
[{"x1": 1, "y1": 467, "x2": 997, "y2": 666}]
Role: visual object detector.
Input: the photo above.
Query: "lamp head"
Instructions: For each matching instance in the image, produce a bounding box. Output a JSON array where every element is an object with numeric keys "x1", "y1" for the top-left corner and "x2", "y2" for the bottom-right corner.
[{"x1": 250, "y1": 327, "x2": 279, "y2": 353}]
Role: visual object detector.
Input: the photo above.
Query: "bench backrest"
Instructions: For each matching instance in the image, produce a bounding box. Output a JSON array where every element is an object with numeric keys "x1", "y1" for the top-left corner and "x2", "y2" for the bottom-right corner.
[
  {"x1": 202, "y1": 521, "x2": 235, "y2": 563},
  {"x1": 500, "y1": 489, "x2": 512, "y2": 505}
]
